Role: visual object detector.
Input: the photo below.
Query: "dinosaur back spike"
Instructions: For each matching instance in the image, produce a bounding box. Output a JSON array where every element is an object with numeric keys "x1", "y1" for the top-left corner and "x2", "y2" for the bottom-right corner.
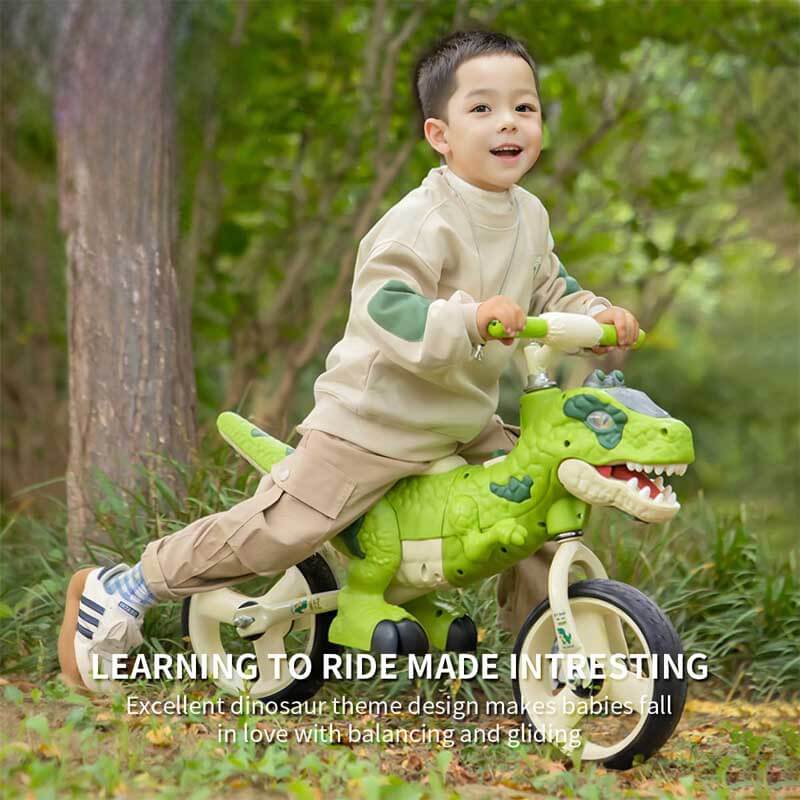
[{"x1": 216, "y1": 411, "x2": 294, "y2": 474}]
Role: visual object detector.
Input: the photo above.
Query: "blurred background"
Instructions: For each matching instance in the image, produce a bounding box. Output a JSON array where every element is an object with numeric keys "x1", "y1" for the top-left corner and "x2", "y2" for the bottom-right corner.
[{"x1": 1, "y1": 0, "x2": 798, "y2": 689}]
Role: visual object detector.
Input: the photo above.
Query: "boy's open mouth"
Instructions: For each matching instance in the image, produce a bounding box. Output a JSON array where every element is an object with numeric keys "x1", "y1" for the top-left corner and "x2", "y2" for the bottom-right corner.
[{"x1": 490, "y1": 145, "x2": 523, "y2": 160}]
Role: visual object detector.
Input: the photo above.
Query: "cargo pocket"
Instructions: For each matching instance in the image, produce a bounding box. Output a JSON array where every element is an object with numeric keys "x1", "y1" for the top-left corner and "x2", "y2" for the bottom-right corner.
[{"x1": 270, "y1": 444, "x2": 357, "y2": 521}]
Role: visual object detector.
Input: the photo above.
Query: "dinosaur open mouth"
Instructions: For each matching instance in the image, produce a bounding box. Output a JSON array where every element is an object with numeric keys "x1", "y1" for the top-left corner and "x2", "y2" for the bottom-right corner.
[
  {"x1": 594, "y1": 461, "x2": 686, "y2": 506},
  {"x1": 557, "y1": 459, "x2": 689, "y2": 523}
]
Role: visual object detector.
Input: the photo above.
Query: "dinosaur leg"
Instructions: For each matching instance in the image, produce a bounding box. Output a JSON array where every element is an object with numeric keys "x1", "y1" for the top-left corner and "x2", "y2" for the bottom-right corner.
[
  {"x1": 402, "y1": 593, "x2": 477, "y2": 653},
  {"x1": 328, "y1": 502, "x2": 428, "y2": 655}
]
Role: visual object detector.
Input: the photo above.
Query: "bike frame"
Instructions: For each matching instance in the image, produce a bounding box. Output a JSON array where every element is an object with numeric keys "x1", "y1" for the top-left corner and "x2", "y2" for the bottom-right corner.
[{"x1": 229, "y1": 534, "x2": 628, "y2": 678}]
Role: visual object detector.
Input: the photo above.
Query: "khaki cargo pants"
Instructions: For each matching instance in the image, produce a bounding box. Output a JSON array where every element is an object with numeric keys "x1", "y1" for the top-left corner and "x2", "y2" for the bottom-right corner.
[{"x1": 140, "y1": 415, "x2": 555, "y2": 635}]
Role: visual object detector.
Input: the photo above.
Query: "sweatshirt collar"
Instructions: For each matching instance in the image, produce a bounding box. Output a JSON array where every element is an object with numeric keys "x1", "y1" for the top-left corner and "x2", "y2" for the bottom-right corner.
[{"x1": 435, "y1": 166, "x2": 517, "y2": 228}]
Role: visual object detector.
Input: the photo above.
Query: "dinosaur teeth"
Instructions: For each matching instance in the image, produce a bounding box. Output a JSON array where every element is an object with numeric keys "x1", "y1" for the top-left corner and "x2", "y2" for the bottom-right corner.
[
  {"x1": 625, "y1": 462, "x2": 688, "y2": 477},
  {"x1": 639, "y1": 486, "x2": 651, "y2": 499},
  {"x1": 627, "y1": 477, "x2": 639, "y2": 491}
]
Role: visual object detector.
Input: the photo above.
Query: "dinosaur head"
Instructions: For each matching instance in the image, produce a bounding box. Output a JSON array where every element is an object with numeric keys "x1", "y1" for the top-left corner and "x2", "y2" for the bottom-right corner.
[{"x1": 520, "y1": 370, "x2": 694, "y2": 523}]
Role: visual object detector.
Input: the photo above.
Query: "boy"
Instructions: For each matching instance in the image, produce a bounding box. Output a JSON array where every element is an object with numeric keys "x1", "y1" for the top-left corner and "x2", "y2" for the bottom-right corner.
[{"x1": 59, "y1": 30, "x2": 639, "y2": 691}]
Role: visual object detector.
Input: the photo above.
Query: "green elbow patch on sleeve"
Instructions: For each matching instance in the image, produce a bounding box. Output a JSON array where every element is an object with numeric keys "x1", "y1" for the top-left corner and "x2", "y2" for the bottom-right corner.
[
  {"x1": 557, "y1": 260, "x2": 583, "y2": 296},
  {"x1": 367, "y1": 279, "x2": 432, "y2": 342}
]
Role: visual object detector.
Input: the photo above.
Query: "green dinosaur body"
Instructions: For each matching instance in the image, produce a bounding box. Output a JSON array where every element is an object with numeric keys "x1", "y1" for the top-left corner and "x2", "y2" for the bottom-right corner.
[{"x1": 217, "y1": 370, "x2": 694, "y2": 654}]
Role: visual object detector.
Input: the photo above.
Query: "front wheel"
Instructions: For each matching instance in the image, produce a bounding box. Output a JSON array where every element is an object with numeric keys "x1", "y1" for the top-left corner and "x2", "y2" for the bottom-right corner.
[
  {"x1": 512, "y1": 579, "x2": 687, "y2": 770},
  {"x1": 182, "y1": 553, "x2": 341, "y2": 703}
]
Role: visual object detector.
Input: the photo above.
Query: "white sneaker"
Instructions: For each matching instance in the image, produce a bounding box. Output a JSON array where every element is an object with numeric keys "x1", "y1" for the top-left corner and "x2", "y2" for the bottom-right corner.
[{"x1": 71, "y1": 564, "x2": 145, "y2": 692}]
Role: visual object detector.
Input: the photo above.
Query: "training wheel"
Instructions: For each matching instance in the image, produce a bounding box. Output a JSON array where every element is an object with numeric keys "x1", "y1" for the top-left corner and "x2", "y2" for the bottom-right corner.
[{"x1": 182, "y1": 553, "x2": 340, "y2": 703}]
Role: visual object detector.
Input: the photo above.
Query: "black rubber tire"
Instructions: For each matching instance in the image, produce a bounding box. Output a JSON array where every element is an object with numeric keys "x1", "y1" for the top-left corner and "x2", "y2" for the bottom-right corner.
[
  {"x1": 512, "y1": 578, "x2": 687, "y2": 770},
  {"x1": 182, "y1": 552, "x2": 342, "y2": 704}
]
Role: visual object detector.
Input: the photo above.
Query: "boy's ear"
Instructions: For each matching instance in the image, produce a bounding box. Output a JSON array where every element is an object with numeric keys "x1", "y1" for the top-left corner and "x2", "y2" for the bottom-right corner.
[{"x1": 424, "y1": 117, "x2": 450, "y2": 157}]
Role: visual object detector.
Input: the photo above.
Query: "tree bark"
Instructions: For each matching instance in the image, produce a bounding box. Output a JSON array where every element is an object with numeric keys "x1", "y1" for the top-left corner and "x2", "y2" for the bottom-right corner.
[{"x1": 55, "y1": 0, "x2": 196, "y2": 562}]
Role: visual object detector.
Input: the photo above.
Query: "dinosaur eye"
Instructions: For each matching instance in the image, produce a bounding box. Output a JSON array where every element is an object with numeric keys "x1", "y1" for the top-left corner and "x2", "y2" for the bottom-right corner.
[{"x1": 586, "y1": 410, "x2": 615, "y2": 431}]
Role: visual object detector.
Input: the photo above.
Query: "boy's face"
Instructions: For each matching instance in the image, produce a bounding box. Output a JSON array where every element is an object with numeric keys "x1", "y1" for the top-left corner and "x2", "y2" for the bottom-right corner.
[{"x1": 425, "y1": 54, "x2": 542, "y2": 192}]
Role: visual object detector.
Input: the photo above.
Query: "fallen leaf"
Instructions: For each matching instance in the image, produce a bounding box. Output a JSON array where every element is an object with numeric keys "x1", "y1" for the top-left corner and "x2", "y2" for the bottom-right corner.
[
  {"x1": 401, "y1": 753, "x2": 423, "y2": 772},
  {"x1": 768, "y1": 766, "x2": 784, "y2": 783},
  {"x1": 145, "y1": 725, "x2": 174, "y2": 747},
  {"x1": 187, "y1": 723, "x2": 208, "y2": 736},
  {"x1": 36, "y1": 742, "x2": 62, "y2": 760}
]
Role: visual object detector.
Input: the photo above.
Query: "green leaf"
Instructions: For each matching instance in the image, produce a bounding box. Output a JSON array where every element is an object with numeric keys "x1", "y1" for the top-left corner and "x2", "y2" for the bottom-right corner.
[
  {"x1": 4, "y1": 684, "x2": 24, "y2": 705},
  {"x1": 25, "y1": 713, "x2": 50, "y2": 738}
]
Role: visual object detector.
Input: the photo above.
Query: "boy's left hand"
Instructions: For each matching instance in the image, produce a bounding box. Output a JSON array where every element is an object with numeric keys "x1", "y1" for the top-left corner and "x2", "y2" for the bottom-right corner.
[{"x1": 592, "y1": 306, "x2": 640, "y2": 353}]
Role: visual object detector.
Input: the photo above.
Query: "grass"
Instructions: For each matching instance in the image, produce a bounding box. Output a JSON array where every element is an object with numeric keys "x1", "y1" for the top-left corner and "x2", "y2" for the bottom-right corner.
[{"x1": 1, "y1": 677, "x2": 799, "y2": 798}]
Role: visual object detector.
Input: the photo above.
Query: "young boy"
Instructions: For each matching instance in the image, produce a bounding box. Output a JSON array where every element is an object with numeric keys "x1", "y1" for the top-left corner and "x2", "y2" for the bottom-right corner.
[{"x1": 59, "y1": 30, "x2": 639, "y2": 691}]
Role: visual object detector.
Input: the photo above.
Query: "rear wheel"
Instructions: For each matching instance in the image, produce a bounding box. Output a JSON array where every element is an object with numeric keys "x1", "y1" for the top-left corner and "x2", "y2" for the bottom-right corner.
[
  {"x1": 512, "y1": 579, "x2": 687, "y2": 770},
  {"x1": 182, "y1": 553, "x2": 341, "y2": 703}
]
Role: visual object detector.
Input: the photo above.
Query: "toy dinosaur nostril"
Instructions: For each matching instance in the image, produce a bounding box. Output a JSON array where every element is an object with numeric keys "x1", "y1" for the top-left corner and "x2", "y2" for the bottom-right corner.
[
  {"x1": 564, "y1": 440, "x2": 571, "y2": 448},
  {"x1": 661, "y1": 428, "x2": 668, "y2": 435}
]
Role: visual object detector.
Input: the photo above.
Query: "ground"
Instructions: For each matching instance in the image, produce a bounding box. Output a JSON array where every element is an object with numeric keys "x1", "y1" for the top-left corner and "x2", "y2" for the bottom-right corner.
[{"x1": 1, "y1": 674, "x2": 798, "y2": 799}]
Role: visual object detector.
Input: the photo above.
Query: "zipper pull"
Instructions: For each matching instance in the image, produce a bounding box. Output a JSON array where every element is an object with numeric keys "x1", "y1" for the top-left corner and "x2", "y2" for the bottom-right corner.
[{"x1": 472, "y1": 343, "x2": 485, "y2": 361}]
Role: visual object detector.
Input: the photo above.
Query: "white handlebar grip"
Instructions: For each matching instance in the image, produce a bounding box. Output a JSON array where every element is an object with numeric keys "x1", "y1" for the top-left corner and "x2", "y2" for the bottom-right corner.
[{"x1": 539, "y1": 312, "x2": 603, "y2": 352}]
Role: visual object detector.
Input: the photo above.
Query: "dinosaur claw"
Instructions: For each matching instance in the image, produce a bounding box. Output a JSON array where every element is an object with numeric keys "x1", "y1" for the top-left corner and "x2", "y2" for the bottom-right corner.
[
  {"x1": 446, "y1": 616, "x2": 477, "y2": 653},
  {"x1": 371, "y1": 620, "x2": 429, "y2": 656}
]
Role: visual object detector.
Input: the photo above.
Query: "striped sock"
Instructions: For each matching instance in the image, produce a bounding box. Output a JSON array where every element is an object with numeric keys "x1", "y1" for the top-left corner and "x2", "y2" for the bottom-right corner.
[{"x1": 104, "y1": 562, "x2": 158, "y2": 610}]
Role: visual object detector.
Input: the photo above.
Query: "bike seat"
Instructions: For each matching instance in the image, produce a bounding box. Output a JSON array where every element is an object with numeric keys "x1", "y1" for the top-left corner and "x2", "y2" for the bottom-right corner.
[{"x1": 420, "y1": 455, "x2": 468, "y2": 475}]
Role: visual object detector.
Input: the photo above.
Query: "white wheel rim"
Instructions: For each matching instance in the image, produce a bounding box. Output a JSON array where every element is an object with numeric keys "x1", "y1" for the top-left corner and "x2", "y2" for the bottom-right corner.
[
  {"x1": 188, "y1": 566, "x2": 318, "y2": 697},
  {"x1": 517, "y1": 597, "x2": 655, "y2": 761}
]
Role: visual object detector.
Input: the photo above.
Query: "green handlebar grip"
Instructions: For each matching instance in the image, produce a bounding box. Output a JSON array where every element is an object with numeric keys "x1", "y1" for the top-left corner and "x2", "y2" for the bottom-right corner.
[
  {"x1": 597, "y1": 324, "x2": 647, "y2": 349},
  {"x1": 487, "y1": 317, "x2": 647, "y2": 348},
  {"x1": 487, "y1": 318, "x2": 548, "y2": 339}
]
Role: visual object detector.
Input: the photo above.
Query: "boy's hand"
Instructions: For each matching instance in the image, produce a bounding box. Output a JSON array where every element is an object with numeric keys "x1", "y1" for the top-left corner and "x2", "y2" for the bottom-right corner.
[
  {"x1": 477, "y1": 296, "x2": 526, "y2": 345},
  {"x1": 592, "y1": 306, "x2": 640, "y2": 353}
]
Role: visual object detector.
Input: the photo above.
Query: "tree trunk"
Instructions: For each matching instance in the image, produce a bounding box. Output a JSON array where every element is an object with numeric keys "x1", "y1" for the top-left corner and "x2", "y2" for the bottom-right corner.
[{"x1": 55, "y1": 0, "x2": 196, "y2": 562}]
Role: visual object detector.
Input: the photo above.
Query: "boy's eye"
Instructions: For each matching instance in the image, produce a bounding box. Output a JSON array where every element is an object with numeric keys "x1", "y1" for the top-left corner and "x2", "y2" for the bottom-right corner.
[
  {"x1": 471, "y1": 104, "x2": 490, "y2": 113},
  {"x1": 470, "y1": 104, "x2": 537, "y2": 113}
]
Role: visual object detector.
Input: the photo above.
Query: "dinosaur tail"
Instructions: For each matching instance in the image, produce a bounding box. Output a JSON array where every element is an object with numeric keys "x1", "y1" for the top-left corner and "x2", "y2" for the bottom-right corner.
[{"x1": 216, "y1": 411, "x2": 295, "y2": 475}]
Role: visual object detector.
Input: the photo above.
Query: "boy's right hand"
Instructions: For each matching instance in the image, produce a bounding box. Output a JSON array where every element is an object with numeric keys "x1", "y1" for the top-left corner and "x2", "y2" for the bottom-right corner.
[{"x1": 477, "y1": 296, "x2": 526, "y2": 345}]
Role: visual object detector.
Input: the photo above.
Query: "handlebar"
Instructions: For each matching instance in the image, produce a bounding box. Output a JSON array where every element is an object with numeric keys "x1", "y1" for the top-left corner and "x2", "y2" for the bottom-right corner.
[{"x1": 486, "y1": 312, "x2": 646, "y2": 351}]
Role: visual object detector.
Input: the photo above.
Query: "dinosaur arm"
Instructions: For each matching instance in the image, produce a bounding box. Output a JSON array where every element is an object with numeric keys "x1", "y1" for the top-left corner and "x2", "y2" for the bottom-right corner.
[
  {"x1": 449, "y1": 493, "x2": 528, "y2": 564},
  {"x1": 462, "y1": 517, "x2": 528, "y2": 563}
]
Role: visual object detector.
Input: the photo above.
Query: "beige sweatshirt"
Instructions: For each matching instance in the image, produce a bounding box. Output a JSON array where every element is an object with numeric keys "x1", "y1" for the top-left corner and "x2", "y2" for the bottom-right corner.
[{"x1": 297, "y1": 166, "x2": 611, "y2": 461}]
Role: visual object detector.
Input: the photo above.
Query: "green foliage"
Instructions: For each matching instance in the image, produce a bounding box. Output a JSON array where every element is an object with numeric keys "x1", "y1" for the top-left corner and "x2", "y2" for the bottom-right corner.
[
  {"x1": 586, "y1": 501, "x2": 800, "y2": 699},
  {"x1": 0, "y1": 437, "x2": 260, "y2": 676},
  {"x1": 3, "y1": 0, "x2": 797, "y2": 528}
]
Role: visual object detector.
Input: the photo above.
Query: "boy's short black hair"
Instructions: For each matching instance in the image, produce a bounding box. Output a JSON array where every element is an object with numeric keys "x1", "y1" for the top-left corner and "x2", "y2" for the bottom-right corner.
[{"x1": 412, "y1": 29, "x2": 540, "y2": 138}]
